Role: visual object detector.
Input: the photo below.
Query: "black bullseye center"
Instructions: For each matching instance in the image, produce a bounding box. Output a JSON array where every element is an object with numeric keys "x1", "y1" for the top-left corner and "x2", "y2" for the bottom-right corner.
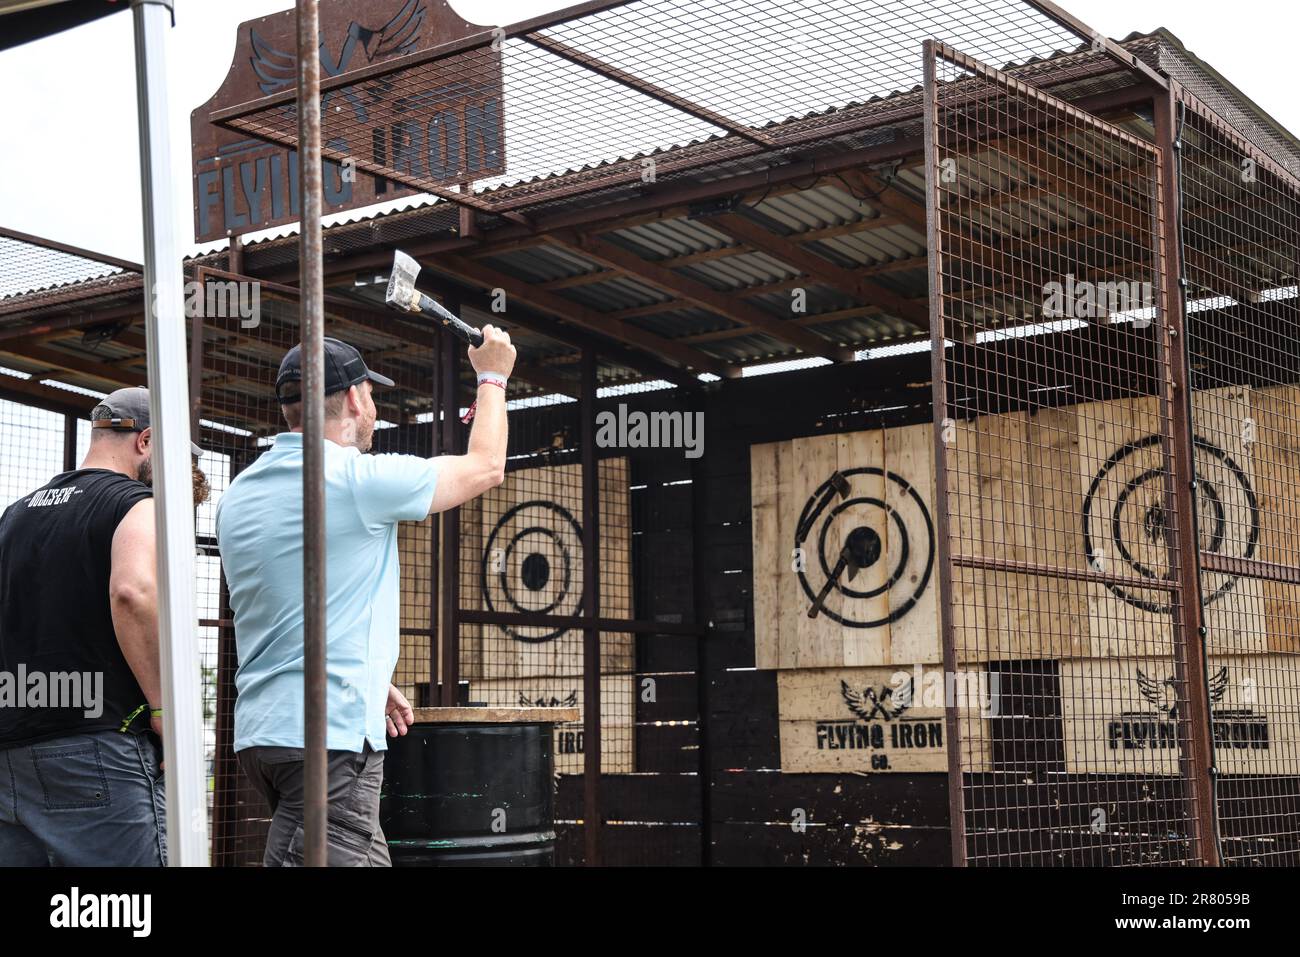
[
  {"x1": 846, "y1": 525, "x2": 882, "y2": 568},
  {"x1": 521, "y1": 552, "x2": 550, "y2": 591}
]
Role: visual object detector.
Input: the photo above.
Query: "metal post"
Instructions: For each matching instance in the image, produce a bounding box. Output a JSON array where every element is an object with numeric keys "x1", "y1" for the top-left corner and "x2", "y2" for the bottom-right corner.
[
  {"x1": 1154, "y1": 87, "x2": 1221, "y2": 866},
  {"x1": 438, "y1": 320, "x2": 461, "y2": 707},
  {"x1": 62, "y1": 414, "x2": 77, "y2": 472},
  {"x1": 580, "y1": 349, "x2": 602, "y2": 865},
  {"x1": 690, "y1": 429, "x2": 713, "y2": 866},
  {"x1": 428, "y1": 325, "x2": 442, "y2": 706},
  {"x1": 296, "y1": 0, "x2": 328, "y2": 868},
  {"x1": 130, "y1": 0, "x2": 207, "y2": 866},
  {"x1": 921, "y1": 39, "x2": 968, "y2": 868}
]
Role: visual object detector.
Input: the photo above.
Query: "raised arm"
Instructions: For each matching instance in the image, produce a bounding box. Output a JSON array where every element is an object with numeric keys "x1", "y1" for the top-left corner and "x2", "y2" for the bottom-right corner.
[
  {"x1": 427, "y1": 324, "x2": 517, "y2": 514},
  {"x1": 109, "y1": 498, "x2": 163, "y2": 731}
]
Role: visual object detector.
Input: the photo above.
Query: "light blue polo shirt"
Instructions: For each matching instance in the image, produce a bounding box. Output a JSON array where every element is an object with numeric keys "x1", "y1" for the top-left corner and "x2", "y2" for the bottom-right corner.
[{"x1": 215, "y1": 433, "x2": 439, "y2": 753}]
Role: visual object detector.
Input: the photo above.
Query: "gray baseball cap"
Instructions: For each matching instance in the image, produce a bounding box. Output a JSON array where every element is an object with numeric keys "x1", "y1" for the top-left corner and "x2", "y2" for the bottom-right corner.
[{"x1": 91, "y1": 387, "x2": 203, "y2": 457}]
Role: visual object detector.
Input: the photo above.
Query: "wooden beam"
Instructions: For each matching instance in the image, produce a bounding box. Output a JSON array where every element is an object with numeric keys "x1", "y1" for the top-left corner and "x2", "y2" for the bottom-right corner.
[
  {"x1": 423, "y1": 253, "x2": 739, "y2": 378},
  {"x1": 0, "y1": 342, "x2": 145, "y2": 389},
  {"x1": 706, "y1": 211, "x2": 929, "y2": 330},
  {"x1": 552, "y1": 231, "x2": 854, "y2": 362}
]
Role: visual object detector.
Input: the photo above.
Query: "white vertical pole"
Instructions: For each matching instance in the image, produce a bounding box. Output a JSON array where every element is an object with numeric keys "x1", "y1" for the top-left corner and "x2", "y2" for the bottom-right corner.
[{"x1": 131, "y1": 0, "x2": 208, "y2": 867}]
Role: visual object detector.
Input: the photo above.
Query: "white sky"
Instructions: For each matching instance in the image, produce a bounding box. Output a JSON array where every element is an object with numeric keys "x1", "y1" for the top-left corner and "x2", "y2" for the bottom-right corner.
[{"x1": 0, "y1": 0, "x2": 1297, "y2": 264}]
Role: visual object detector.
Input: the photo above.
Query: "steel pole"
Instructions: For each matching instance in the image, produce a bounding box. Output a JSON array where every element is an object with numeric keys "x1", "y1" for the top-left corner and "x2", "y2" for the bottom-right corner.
[
  {"x1": 580, "y1": 349, "x2": 602, "y2": 865},
  {"x1": 1154, "y1": 87, "x2": 1221, "y2": 866},
  {"x1": 921, "y1": 39, "x2": 968, "y2": 868},
  {"x1": 296, "y1": 0, "x2": 328, "y2": 868},
  {"x1": 130, "y1": 0, "x2": 207, "y2": 866}
]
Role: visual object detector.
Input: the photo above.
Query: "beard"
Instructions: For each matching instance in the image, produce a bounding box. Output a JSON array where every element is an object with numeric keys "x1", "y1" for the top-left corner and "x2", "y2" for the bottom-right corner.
[
  {"x1": 136, "y1": 458, "x2": 153, "y2": 487},
  {"x1": 192, "y1": 463, "x2": 211, "y2": 507}
]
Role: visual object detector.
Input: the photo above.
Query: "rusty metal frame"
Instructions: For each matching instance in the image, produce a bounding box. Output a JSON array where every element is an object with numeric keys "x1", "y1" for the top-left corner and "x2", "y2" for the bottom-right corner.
[
  {"x1": 924, "y1": 37, "x2": 1225, "y2": 866},
  {"x1": 922, "y1": 38, "x2": 965, "y2": 868},
  {"x1": 1153, "y1": 85, "x2": 1223, "y2": 866},
  {"x1": 580, "y1": 348, "x2": 603, "y2": 864}
]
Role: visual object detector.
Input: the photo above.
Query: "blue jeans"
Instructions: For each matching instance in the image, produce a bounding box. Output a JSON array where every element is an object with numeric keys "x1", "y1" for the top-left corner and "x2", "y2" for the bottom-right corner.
[{"x1": 0, "y1": 729, "x2": 166, "y2": 866}]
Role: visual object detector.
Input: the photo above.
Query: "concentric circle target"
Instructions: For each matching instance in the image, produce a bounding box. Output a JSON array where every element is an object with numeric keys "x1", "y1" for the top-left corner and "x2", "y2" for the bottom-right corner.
[
  {"x1": 794, "y1": 467, "x2": 935, "y2": 628},
  {"x1": 1082, "y1": 433, "x2": 1259, "y2": 614},
  {"x1": 481, "y1": 500, "x2": 585, "y2": 642}
]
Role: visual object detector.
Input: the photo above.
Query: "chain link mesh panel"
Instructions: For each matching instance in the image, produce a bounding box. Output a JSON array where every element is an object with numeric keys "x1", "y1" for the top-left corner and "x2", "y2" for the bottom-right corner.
[{"x1": 926, "y1": 43, "x2": 1214, "y2": 865}]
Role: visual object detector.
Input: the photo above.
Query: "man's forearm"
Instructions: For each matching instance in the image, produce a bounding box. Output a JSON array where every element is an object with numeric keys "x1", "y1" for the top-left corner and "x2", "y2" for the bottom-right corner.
[
  {"x1": 466, "y1": 379, "x2": 508, "y2": 478},
  {"x1": 112, "y1": 594, "x2": 162, "y2": 708}
]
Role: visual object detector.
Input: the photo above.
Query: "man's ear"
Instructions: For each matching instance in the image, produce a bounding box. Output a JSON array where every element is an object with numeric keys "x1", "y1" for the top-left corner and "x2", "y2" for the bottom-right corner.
[
  {"x1": 137, "y1": 427, "x2": 152, "y2": 456},
  {"x1": 347, "y1": 384, "x2": 364, "y2": 415}
]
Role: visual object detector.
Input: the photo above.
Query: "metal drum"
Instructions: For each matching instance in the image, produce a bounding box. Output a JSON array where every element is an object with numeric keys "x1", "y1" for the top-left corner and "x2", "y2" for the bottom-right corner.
[{"x1": 380, "y1": 721, "x2": 557, "y2": 866}]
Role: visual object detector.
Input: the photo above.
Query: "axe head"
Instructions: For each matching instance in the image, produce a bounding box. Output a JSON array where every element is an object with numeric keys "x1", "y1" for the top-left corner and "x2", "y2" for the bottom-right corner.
[
  {"x1": 828, "y1": 470, "x2": 851, "y2": 500},
  {"x1": 385, "y1": 250, "x2": 422, "y2": 312}
]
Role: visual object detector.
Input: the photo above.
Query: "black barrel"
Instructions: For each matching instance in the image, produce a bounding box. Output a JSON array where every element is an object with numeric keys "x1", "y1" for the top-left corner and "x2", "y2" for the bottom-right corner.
[{"x1": 380, "y1": 721, "x2": 557, "y2": 866}]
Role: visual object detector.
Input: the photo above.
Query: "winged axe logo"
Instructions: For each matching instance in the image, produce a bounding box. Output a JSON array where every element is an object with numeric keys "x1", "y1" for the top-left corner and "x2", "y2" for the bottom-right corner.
[
  {"x1": 1135, "y1": 666, "x2": 1228, "y2": 718},
  {"x1": 519, "y1": 691, "x2": 579, "y2": 709},
  {"x1": 841, "y1": 678, "x2": 913, "y2": 722},
  {"x1": 249, "y1": 0, "x2": 426, "y2": 122}
]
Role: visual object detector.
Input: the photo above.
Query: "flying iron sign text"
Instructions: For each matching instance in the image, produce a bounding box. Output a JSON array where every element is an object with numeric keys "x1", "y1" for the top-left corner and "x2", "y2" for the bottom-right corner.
[{"x1": 191, "y1": 0, "x2": 506, "y2": 244}]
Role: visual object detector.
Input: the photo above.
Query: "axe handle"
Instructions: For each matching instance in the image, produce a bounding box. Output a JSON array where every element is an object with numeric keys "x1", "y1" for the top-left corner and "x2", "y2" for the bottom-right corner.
[{"x1": 416, "y1": 291, "x2": 485, "y2": 348}]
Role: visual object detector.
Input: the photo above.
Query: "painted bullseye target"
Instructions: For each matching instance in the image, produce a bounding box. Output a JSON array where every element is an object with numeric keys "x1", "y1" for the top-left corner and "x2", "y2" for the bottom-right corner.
[
  {"x1": 481, "y1": 500, "x2": 585, "y2": 642},
  {"x1": 794, "y1": 467, "x2": 935, "y2": 628},
  {"x1": 1082, "y1": 433, "x2": 1259, "y2": 614}
]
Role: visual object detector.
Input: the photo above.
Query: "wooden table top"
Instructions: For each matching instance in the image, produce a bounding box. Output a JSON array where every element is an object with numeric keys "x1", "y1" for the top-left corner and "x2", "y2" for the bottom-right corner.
[{"x1": 409, "y1": 707, "x2": 580, "y2": 725}]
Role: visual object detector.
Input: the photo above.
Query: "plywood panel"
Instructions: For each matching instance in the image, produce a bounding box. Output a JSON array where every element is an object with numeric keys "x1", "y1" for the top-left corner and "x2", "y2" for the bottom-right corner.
[
  {"x1": 1252, "y1": 385, "x2": 1300, "y2": 653},
  {"x1": 1027, "y1": 403, "x2": 1089, "y2": 658},
  {"x1": 1077, "y1": 394, "x2": 1172, "y2": 658},
  {"x1": 777, "y1": 665, "x2": 989, "y2": 773},
  {"x1": 476, "y1": 458, "x2": 632, "y2": 679},
  {"x1": 1060, "y1": 653, "x2": 1300, "y2": 774},
  {"x1": 751, "y1": 425, "x2": 940, "y2": 672},
  {"x1": 1193, "y1": 386, "x2": 1264, "y2": 656},
  {"x1": 977, "y1": 411, "x2": 1041, "y2": 659},
  {"x1": 881, "y1": 422, "x2": 940, "y2": 664}
]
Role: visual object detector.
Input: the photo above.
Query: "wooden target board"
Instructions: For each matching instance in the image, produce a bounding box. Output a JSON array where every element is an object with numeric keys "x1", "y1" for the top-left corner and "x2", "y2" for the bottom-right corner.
[
  {"x1": 396, "y1": 457, "x2": 633, "y2": 703},
  {"x1": 468, "y1": 457, "x2": 632, "y2": 679},
  {"x1": 755, "y1": 388, "x2": 1299, "y2": 775},
  {"x1": 751, "y1": 422, "x2": 939, "y2": 670}
]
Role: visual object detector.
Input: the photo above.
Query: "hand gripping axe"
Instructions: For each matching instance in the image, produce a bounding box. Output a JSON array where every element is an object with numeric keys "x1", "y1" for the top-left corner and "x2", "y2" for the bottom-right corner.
[{"x1": 384, "y1": 250, "x2": 485, "y2": 347}]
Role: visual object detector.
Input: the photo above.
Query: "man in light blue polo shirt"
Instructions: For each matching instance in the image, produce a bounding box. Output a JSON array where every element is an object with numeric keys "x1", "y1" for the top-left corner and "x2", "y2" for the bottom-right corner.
[{"x1": 216, "y1": 332, "x2": 515, "y2": 866}]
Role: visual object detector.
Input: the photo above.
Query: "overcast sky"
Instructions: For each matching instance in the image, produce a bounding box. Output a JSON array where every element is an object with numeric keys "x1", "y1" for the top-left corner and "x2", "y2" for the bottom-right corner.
[{"x1": 1, "y1": 0, "x2": 1295, "y2": 264}]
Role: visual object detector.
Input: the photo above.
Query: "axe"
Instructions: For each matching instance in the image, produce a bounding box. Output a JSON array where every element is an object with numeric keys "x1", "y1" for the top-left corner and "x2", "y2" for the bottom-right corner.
[{"x1": 384, "y1": 250, "x2": 485, "y2": 347}]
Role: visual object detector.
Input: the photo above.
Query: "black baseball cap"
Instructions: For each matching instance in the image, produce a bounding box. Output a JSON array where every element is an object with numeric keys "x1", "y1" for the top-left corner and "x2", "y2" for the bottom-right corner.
[
  {"x1": 276, "y1": 338, "x2": 395, "y2": 404},
  {"x1": 90, "y1": 386, "x2": 203, "y2": 457}
]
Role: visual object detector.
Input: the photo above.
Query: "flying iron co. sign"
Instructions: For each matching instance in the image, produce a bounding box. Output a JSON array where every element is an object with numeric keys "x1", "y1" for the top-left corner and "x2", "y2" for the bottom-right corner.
[{"x1": 191, "y1": 0, "x2": 506, "y2": 244}]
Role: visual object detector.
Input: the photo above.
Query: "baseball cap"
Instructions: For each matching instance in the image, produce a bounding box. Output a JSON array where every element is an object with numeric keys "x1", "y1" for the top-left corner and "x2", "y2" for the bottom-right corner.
[
  {"x1": 275, "y1": 337, "x2": 395, "y2": 403},
  {"x1": 90, "y1": 386, "x2": 203, "y2": 457}
]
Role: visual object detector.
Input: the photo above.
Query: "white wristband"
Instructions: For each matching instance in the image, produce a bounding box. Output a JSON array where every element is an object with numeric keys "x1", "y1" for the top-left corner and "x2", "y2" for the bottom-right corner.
[{"x1": 477, "y1": 372, "x2": 508, "y2": 389}]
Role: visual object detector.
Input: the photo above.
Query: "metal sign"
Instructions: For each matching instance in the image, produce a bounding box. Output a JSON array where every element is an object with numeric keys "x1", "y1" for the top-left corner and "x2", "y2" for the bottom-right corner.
[{"x1": 191, "y1": 0, "x2": 505, "y2": 244}]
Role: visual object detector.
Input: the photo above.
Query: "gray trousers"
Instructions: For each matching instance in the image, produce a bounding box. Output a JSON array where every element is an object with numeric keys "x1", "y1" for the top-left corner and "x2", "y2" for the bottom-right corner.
[
  {"x1": 0, "y1": 729, "x2": 166, "y2": 867},
  {"x1": 238, "y1": 743, "x2": 390, "y2": 867}
]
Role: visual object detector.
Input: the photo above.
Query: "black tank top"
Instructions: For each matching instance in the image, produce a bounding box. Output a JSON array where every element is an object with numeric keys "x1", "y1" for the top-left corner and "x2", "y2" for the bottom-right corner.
[{"x1": 0, "y1": 468, "x2": 153, "y2": 747}]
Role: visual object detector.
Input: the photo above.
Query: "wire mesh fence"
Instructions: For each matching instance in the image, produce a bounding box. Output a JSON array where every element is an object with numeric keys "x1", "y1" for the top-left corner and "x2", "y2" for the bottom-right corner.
[
  {"x1": 213, "y1": 0, "x2": 1090, "y2": 221},
  {"x1": 1177, "y1": 94, "x2": 1300, "y2": 865},
  {"x1": 925, "y1": 41, "x2": 1211, "y2": 865}
]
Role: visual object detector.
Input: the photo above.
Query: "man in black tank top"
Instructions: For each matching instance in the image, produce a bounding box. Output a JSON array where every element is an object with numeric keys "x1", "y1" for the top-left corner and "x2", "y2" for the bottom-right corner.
[{"x1": 0, "y1": 387, "x2": 199, "y2": 866}]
